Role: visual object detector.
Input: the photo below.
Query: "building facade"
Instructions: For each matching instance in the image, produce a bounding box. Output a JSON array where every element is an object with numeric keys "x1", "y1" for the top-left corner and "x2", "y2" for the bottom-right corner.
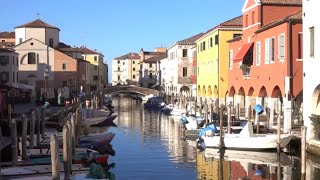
[
  {"x1": 303, "y1": 0, "x2": 320, "y2": 140},
  {"x1": 228, "y1": 0, "x2": 302, "y2": 133},
  {"x1": 112, "y1": 52, "x2": 141, "y2": 85},
  {"x1": 196, "y1": 16, "x2": 242, "y2": 105}
]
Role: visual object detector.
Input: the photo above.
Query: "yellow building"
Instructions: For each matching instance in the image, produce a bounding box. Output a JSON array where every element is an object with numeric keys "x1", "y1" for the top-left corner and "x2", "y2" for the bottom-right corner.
[
  {"x1": 76, "y1": 46, "x2": 108, "y2": 90},
  {"x1": 196, "y1": 16, "x2": 242, "y2": 104}
]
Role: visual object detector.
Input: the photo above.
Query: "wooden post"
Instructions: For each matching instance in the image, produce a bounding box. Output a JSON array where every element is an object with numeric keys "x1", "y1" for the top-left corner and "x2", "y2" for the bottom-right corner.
[
  {"x1": 30, "y1": 111, "x2": 36, "y2": 149},
  {"x1": 75, "y1": 109, "x2": 80, "y2": 147},
  {"x1": 199, "y1": 97, "x2": 202, "y2": 116},
  {"x1": 63, "y1": 125, "x2": 71, "y2": 179},
  {"x1": 50, "y1": 134, "x2": 60, "y2": 180},
  {"x1": 210, "y1": 103, "x2": 214, "y2": 122},
  {"x1": 219, "y1": 106, "x2": 224, "y2": 148},
  {"x1": 269, "y1": 107, "x2": 274, "y2": 129},
  {"x1": 41, "y1": 108, "x2": 46, "y2": 140},
  {"x1": 301, "y1": 126, "x2": 307, "y2": 176},
  {"x1": 248, "y1": 105, "x2": 251, "y2": 121},
  {"x1": 194, "y1": 97, "x2": 197, "y2": 115},
  {"x1": 21, "y1": 114, "x2": 28, "y2": 160},
  {"x1": 256, "y1": 114, "x2": 260, "y2": 134},
  {"x1": 227, "y1": 105, "x2": 231, "y2": 134},
  {"x1": 277, "y1": 114, "x2": 281, "y2": 155},
  {"x1": 11, "y1": 118, "x2": 18, "y2": 166},
  {"x1": 66, "y1": 120, "x2": 72, "y2": 173},
  {"x1": 36, "y1": 109, "x2": 41, "y2": 147},
  {"x1": 0, "y1": 127, "x2": 2, "y2": 176},
  {"x1": 71, "y1": 115, "x2": 76, "y2": 157}
]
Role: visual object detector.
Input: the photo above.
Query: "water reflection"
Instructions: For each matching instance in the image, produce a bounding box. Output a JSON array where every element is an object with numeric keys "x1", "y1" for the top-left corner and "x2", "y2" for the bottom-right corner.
[{"x1": 103, "y1": 95, "x2": 320, "y2": 180}]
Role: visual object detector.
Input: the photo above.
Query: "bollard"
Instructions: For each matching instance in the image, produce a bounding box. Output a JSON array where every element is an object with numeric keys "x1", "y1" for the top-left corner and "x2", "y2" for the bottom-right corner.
[
  {"x1": 50, "y1": 134, "x2": 60, "y2": 180},
  {"x1": 227, "y1": 105, "x2": 231, "y2": 134},
  {"x1": 63, "y1": 125, "x2": 71, "y2": 179},
  {"x1": 301, "y1": 126, "x2": 307, "y2": 176},
  {"x1": 21, "y1": 114, "x2": 28, "y2": 160},
  {"x1": 30, "y1": 111, "x2": 36, "y2": 149},
  {"x1": 11, "y1": 118, "x2": 18, "y2": 166}
]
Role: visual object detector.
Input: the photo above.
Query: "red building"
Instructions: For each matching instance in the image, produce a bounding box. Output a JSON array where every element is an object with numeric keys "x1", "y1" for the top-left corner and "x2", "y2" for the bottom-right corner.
[{"x1": 227, "y1": 0, "x2": 302, "y2": 132}]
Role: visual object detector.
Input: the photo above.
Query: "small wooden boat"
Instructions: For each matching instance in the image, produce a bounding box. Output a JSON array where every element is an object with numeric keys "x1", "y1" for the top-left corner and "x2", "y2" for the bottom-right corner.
[
  {"x1": 83, "y1": 115, "x2": 118, "y2": 127},
  {"x1": 198, "y1": 122, "x2": 293, "y2": 150}
]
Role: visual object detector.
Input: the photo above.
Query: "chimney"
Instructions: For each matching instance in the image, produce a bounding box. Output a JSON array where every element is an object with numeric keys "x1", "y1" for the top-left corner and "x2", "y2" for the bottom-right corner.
[{"x1": 154, "y1": 47, "x2": 167, "y2": 52}]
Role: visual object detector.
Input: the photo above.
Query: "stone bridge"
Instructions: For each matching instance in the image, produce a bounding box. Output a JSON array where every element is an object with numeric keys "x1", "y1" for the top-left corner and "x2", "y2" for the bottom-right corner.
[{"x1": 102, "y1": 86, "x2": 159, "y2": 96}]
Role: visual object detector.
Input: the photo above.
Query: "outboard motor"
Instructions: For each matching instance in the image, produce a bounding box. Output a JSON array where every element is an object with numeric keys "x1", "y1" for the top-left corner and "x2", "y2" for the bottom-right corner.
[{"x1": 181, "y1": 115, "x2": 188, "y2": 124}]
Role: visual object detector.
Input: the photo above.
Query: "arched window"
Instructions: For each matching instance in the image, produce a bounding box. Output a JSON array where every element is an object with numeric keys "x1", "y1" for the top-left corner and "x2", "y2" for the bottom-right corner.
[{"x1": 27, "y1": 53, "x2": 36, "y2": 64}]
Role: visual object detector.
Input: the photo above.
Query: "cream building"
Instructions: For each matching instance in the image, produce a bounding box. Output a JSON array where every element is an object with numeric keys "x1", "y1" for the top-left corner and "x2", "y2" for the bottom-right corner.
[{"x1": 112, "y1": 52, "x2": 141, "y2": 86}]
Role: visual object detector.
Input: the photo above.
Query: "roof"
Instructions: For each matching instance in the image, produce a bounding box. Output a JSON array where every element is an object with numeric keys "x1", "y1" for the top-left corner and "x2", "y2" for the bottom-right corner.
[
  {"x1": 256, "y1": 11, "x2": 302, "y2": 33},
  {"x1": 177, "y1": 33, "x2": 204, "y2": 45},
  {"x1": 227, "y1": 36, "x2": 242, "y2": 43},
  {"x1": 0, "y1": 32, "x2": 15, "y2": 38},
  {"x1": 56, "y1": 42, "x2": 80, "y2": 52},
  {"x1": 0, "y1": 42, "x2": 15, "y2": 48},
  {"x1": 15, "y1": 19, "x2": 60, "y2": 30},
  {"x1": 0, "y1": 48, "x2": 17, "y2": 53},
  {"x1": 114, "y1": 52, "x2": 140, "y2": 60},
  {"x1": 74, "y1": 46, "x2": 102, "y2": 55},
  {"x1": 143, "y1": 51, "x2": 166, "y2": 55},
  {"x1": 198, "y1": 15, "x2": 243, "y2": 40},
  {"x1": 144, "y1": 54, "x2": 167, "y2": 63},
  {"x1": 260, "y1": 0, "x2": 302, "y2": 5}
]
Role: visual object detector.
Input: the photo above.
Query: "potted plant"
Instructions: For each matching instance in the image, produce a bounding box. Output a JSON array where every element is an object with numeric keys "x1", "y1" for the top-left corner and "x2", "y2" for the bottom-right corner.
[{"x1": 239, "y1": 64, "x2": 251, "y2": 71}]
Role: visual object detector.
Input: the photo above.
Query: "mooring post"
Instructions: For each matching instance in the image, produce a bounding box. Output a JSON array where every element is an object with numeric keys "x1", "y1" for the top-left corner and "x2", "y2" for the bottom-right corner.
[
  {"x1": 41, "y1": 108, "x2": 45, "y2": 140},
  {"x1": 301, "y1": 126, "x2": 307, "y2": 177},
  {"x1": 277, "y1": 114, "x2": 281, "y2": 155},
  {"x1": 21, "y1": 114, "x2": 28, "y2": 160},
  {"x1": 235, "y1": 103, "x2": 240, "y2": 120},
  {"x1": 227, "y1": 105, "x2": 231, "y2": 134},
  {"x1": 71, "y1": 115, "x2": 76, "y2": 157},
  {"x1": 194, "y1": 97, "x2": 197, "y2": 115},
  {"x1": 269, "y1": 107, "x2": 274, "y2": 129},
  {"x1": 210, "y1": 102, "x2": 214, "y2": 122},
  {"x1": 205, "y1": 100, "x2": 208, "y2": 124},
  {"x1": 36, "y1": 109, "x2": 41, "y2": 147},
  {"x1": 8, "y1": 104, "x2": 12, "y2": 127},
  {"x1": 11, "y1": 118, "x2": 18, "y2": 166},
  {"x1": 50, "y1": 134, "x2": 60, "y2": 180},
  {"x1": 248, "y1": 105, "x2": 251, "y2": 121},
  {"x1": 30, "y1": 111, "x2": 36, "y2": 149},
  {"x1": 199, "y1": 97, "x2": 202, "y2": 116},
  {"x1": 67, "y1": 120, "x2": 73, "y2": 173},
  {"x1": 63, "y1": 125, "x2": 71, "y2": 179},
  {"x1": 256, "y1": 114, "x2": 260, "y2": 134},
  {"x1": 219, "y1": 106, "x2": 224, "y2": 148}
]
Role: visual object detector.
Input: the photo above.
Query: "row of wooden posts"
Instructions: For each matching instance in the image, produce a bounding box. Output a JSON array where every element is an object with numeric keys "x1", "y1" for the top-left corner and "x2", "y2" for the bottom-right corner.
[{"x1": 0, "y1": 101, "x2": 83, "y2": 179}]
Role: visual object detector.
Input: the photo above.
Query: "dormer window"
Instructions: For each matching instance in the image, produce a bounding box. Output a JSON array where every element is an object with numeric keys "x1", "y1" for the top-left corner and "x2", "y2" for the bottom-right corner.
[{"x1": 49, "y1": 38, "x2": 54, "y2": 48}]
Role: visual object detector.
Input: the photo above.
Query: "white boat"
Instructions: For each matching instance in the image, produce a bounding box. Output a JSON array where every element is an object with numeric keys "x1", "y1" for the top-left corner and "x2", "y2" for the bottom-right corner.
[
  {"x1": 181, "y1": 114, "x2": 205, "y2": 130},
  {"x1": 204, "y1": 148, "x2": 293, "y2": 167},
  {"x1": 169, "y1": 106, "x2": 186, "y2": 117},
  {"x1": 199, "y1": 122, "x2": 293, "y2": 150}
]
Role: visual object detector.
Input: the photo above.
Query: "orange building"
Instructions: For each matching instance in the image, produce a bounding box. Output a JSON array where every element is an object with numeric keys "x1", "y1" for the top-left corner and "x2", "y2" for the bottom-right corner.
[{"x1": 227, "y1": 0, "x2": 302, "y2": 132}]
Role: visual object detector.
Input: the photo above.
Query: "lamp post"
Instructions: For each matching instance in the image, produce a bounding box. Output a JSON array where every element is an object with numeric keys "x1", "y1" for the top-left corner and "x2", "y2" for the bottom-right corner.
[{"x1": 44, "y1": 66, "x2": 49, "y2": 101}]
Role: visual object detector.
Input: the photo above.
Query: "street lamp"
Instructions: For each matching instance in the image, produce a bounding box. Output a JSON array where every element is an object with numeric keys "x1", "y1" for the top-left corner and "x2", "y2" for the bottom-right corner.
[{"x1": 44, "y1": 66, "x2": 49, "y2": 100}]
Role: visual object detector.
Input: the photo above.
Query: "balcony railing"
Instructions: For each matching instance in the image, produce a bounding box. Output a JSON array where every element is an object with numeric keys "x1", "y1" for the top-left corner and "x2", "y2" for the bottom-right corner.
[{"x1": 240, "y1": 64, "x2": 251, "y2": 79}]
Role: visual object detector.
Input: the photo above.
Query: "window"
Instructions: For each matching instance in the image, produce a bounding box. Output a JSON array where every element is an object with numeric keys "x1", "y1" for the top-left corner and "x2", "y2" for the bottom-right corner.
[
  {"x1": 117, "y1": 67, "x2": 120, "y2": 71},
  {"x1": 278, "y1": 34, "x2": 285, "y2": 61},
  {"x1": 252, "y1": 11, "x2": 255, "y2": 24},
  {"x1": 229, "y1": 50, "x2": 233, "y2": 69},
  {"x1": 215, "y1": 35, "x2": 219, "y2": 45},
  {"x1": 256, "y1": 42, "x2": 261, "y2": 65},
  {"x1": 149, "y1": 73, "x2": 152, "y2": 79},
  {"x1": 310, "y1": 27, "x2": 314, "y2": 57},
  {"x1": 265, "y1": 38, "x2": 275, "y2": 63},
  {"x1": 200, "y1": 43, "x2": 203, "y2": 51},
  {"x1": 27, "y1": 53, "x2": 36, "y2": 64},
  {"x1": 122, "y1": 62, "x2": 125, "y2": 65},
  {"x1": 94, "y1": 66, "x2": 98, "y2": 70},
  {"x1": 133, "y1": 75, "x2": 136, "y2": 79},
  {"x1": 149, "y1": 63, "x2": 152, "y2": 68},
  {"x1": 233, "y1": 34, "x2": 242, "y2": 38},
  {"x1": 210, "y1": 38, "x2": 213, "y2": 47},
  {"x1": 19, "y1": 38, "x2": 22, "y2": 44},
  {"x1": 133, "y1": 61, "x2": 135, "y2": 64},
  {"x1": 117, "y1": 75, "x2": 120, "y2": 80},
  {"x1": 16, "y1": 72, "x2": 18, "y2": 82},
  {"x1": 183, "y1": 67, "x2": 187, "y2": 77},
  {"x1": 1, "y1": 40, "x2": 4, "y2": 42},
  {"x1": 117, "y1": 60, "x2": 120, "y2": 64},
  {"x1": 182, "y1": 49, "x2": 188, "y2": 57},
  {"x1": 62, "y1": 63, "x2": 66, "y2": 70},
  {"x1": 245, "y1": 14, "x2": 248, "y2": 27},
  {"x1": 62, "y1": 81, "x2": 68, "y2": 86},
  {"x1": 133, "y1": 67, "x2": 135, "y2": 71},
  {"x1": 94, "y1": 56, "x2": 97, "y2": 61},
  {"x1": 16, "y1": 57, "x2": 18, "y2": 66},
  {"x1": 12, "y1": 56, "x2": 14, "y2": 65},
  {"x1": 12, "y1": 72, "x2": 15, "y2": 83},
  {"x1": 298, "y1": 33, "x2": 303, "y2": 59},
  {"x1": 49, "y1": 38, "x2": 54, "y2": 48},
  {"x1": 203, "y1": 41, "x2": 206, "y2": 50}
]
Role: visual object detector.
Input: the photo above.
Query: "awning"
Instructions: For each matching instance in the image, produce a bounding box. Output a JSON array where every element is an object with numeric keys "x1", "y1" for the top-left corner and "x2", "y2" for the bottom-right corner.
[{"x1": 234, "y1": 43, "x2": 253, "y2": 63}]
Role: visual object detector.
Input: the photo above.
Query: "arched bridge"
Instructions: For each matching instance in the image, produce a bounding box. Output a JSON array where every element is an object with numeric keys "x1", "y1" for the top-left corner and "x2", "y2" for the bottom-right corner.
[{"x1": 102, "y1": 86, "x2": 159, "y2": 96}]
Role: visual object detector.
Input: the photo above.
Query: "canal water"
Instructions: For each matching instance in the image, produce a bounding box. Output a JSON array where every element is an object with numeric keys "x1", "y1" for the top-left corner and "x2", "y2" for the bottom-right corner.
[{"x1": 100, "y1": 95, "x2": 320, "y2": 180}]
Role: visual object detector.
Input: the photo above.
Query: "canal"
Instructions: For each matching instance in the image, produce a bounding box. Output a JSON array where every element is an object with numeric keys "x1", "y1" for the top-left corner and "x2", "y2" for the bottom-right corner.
[{"x1": 101, "y1": 95, "x2": 320, "y2": 180}]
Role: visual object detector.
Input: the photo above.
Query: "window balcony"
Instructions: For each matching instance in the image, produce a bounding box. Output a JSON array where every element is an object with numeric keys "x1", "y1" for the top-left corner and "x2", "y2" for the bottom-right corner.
[{"x1": 240, "y1": 64, "x2": 251, "y2": 79}]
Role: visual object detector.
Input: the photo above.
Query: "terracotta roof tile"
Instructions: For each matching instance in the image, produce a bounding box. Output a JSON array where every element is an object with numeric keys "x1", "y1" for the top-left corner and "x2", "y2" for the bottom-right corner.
[
  {"x1": 56, "y1": 42, "x2": 80, "y2": 52},
  {"x1": 199, "y1": 15, "x2": 243, "y2": 40},
  {"x1": 261, "y1": 0, "x2": 302, "y2": 5},
  {"x1": 177, "y1": 33, "x2": 204, "y2": 45},
  {"x1": 15, "y1": 19, "x2": 60, "y2": 30},
  {"x1": 74, "y1": 46, "x2": 102, "y2": 55},
  {"x1": 256, "y1": 11, "x2": 302, "y2": 33},
  {"x1": 114, "y1": 52, "x2": 140, "y2": 60},
  {"x1": 0, "y1": 32, "x2": 15, "y2": 38},
  {"x1": 144, "y1": 54, "x2": 167, "y2": 63}
]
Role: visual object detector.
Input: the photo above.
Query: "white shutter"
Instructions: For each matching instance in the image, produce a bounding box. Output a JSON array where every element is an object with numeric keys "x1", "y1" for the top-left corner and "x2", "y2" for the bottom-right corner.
[
  {"x1": 278, "y1": 34, "x2": 285, "y2": 61},
  {"x1": 229, "y1": 50, "x2": 233, "y2": 69},
  {"x1": 265, "y1": 39, "x2": 269, "y2": 64},
  {"x1": 269, "y1": 38, "x2": 274, "y2": 62},
  {"x1": 256, "y1": 42, "x2": 261, "y2": 65}
]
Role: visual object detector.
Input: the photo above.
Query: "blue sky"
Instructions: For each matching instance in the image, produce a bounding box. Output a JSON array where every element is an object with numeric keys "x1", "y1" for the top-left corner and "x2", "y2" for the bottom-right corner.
[{"x1": 1, "y1": 0, "x2": 244, "y2": 80}]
